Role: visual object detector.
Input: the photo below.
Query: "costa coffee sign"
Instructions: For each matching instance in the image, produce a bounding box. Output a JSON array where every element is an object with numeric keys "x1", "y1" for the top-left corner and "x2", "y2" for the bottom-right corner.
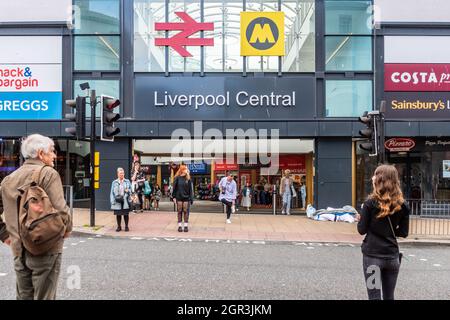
[
  {"x1": 385, "y1": 64, "x2": 450, "y2": 91},
  {"x1": 385, "y1": 138, "x2": 416, "y2": 152}
]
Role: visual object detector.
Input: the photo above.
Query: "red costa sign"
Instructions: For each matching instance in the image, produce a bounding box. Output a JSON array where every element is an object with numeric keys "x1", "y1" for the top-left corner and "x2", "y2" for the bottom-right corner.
[
  {"x1": 384, "y1": 138, "x2": 416, "y2": 152},
  {"x1": 385, "y1": 64, "x2": 450, "y2": 91}
]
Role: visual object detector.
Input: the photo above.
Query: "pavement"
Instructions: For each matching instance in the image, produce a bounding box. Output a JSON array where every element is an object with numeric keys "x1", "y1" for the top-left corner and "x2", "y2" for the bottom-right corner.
[{"x1": 71, "y1": 206, "x2": 450, "y2": 245}]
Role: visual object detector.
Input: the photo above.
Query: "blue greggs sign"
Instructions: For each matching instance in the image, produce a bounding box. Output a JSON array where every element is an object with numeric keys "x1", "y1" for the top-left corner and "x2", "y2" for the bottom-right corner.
[{"x1": 0, "y1": 92, "x2": 62, "y2": 120}]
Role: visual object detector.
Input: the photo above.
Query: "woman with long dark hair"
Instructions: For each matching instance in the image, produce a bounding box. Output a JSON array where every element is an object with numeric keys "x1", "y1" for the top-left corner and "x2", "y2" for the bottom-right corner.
[
  {"x1": 172, "y1": 165, "x2": 194, "y2": 232},
  {"x1": 356, "y1": 164, "x2": 410, "y2": 300}
]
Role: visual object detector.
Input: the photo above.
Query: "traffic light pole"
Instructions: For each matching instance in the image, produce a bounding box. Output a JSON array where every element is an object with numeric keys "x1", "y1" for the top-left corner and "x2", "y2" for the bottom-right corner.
[{"x1": 90, "y1": 89, "x2": 96, "y2": 227}]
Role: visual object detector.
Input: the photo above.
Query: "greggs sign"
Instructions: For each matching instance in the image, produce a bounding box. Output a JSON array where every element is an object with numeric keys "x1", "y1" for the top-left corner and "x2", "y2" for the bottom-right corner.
[{"x1": 385, "y1": 64, "x2": 450, "y2": 91}]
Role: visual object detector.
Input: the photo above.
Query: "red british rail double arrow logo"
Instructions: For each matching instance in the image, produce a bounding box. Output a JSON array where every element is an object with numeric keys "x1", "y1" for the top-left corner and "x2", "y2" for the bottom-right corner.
[{"x1": 154, "y1": 12, "x2": 214, "y2": 57}]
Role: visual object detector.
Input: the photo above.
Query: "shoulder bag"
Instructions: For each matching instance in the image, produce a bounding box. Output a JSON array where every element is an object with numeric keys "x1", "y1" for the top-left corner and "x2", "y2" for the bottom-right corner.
[{"x1": 388, "y1": 215, "x2": 403, "y2": 265}]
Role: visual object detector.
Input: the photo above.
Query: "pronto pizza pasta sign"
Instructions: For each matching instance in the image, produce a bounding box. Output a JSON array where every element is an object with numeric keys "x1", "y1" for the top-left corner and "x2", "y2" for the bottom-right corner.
[{"x1": 384, "y1": 138, "x2": 416, "y2": 152}]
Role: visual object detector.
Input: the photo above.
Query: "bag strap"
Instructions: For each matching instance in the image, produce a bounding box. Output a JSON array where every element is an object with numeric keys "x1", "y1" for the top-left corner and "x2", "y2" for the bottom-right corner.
[
  {"x1": 31, "y1": 165, "x2": 48, "y2": 185},
  {"x1": 387, "y1": 215, "x2": 400, "y2": 247}
]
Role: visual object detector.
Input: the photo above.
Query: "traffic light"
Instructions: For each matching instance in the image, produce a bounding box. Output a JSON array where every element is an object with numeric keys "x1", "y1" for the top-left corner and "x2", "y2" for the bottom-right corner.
[
  {"x1": 101, "y1": 95, "x2": 121, "y2": 142},
  {"x1": 358, "y1": 111, "x2": 378, "y2": 156},
  {"x1": 65, "y1": 96, "x2": 86, "y2": 139}
]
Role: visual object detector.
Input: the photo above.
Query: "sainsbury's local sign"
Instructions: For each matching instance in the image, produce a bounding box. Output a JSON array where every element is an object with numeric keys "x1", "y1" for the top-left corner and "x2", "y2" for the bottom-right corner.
[{"x1": 0, "y1": 36, "x2": 62, "y2": 120}]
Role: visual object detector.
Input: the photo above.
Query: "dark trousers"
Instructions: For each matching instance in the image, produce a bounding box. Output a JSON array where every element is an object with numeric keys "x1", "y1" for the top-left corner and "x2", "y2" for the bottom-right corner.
[
  {"x1": 363, "y1": 254, "x2": 400, "y2": 300},
  {"x1": 221, "y1": 198, "x2": 233, "y2": 219},
  {"x1": 14, "y1": 251, "x2": 62, "y2": 300}
]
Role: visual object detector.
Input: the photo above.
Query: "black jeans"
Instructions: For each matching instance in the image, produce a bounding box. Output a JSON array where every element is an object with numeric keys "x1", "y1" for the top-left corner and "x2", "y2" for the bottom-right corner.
[
  {"x1": 221, "y1": 198, "x2": 233, "y2": 219},
  {"x1": 363, "y1": 254, "x2": 400, "y2": 300}
]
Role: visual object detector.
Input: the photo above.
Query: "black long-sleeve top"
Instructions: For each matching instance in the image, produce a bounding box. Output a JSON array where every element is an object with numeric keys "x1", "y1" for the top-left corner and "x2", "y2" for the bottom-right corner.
[
  {"x1": 172, "y1": 176, "x2": 194, "y2": 202},
  {"x1": 357, "y1": 199, "x2": 410, "y2": 259}
]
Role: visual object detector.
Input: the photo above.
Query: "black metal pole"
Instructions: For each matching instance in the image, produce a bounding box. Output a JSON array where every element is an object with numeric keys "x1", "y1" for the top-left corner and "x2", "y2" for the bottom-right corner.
[{"x1": 90, "y1": 89, "x2": 96, "y2": 227}]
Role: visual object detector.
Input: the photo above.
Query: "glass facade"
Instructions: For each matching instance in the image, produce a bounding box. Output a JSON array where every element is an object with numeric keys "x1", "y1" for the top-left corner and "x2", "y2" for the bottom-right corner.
[
  {"x1": 325, "y1": 36, "x2": 371, "y2": 71},
  {"x1": 73, "y1": 0, "x2": 121, "y2": 71},
  {"x1": 325, "y1": 80, "x2": 372, "y2": 117},
  {"x1": 74, "y1": 36, "x2": 121, "y2": 71},
  {"x1": 324, "y1": 0, "x2": 372, "y2": 71},
  {"x1": 133, "y1": 0, "x2": 315, "y2": 73}
]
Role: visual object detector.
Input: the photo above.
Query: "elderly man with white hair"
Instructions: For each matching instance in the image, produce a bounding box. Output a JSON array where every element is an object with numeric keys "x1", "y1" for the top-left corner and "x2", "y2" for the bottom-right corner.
[{"x1": 0, "y1": 134, "x2": 72, "y2": 300}]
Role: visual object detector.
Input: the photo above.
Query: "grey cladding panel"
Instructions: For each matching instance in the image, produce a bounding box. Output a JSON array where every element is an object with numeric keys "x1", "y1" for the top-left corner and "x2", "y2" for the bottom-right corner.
[
  {"x1": 0, "y1": 122, "x2": 27, "y2": 137},
  {"x1": 27, "y1": 122, "x2": 61, "y2": 137},
  {"x1": 385, "y1": 122, "x2": 419, "y2": 137},
  {"x1": 317, "y1": 158, "x2": 352, "y2": 183},
  {"x1": 319, "y1": 122, "x2": 352, "y2": 136},
  {"x1": 317, "y1": 139, "x2": 352, "y2": 159},
  {"x1": 287, "y1": 122, "x2": 319, "y2": 137},
  {"x1": 317, "y1": 182, "x2": 352, "y2": 209}
]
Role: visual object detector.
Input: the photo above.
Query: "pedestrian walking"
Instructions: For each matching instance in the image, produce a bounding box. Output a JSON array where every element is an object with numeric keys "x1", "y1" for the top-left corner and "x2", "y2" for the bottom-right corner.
[
  {"x1": 131, "y1": 161, "x2": 145, "y2": 213},
  {"x1": 0, "y1": 134, "x2": 72, "y2": 300},
  {"x1": 280, "y1": 169, "x2": 294, "y2": 215},
  {"x1": 110, "y1": 167, "x2": 132, "y2": 232},
  {"x1": 356, "y1": 164, "x2": 410, "y2": 300},
  {"x1": 219, "y1": 173, "x2": 237, "y2": 223},
  {"x1": 241, "y1": 182, "x2": 253, "y2": 211},
  {"x1": 153, "y1": 184, "x2": 162, "y2": 211},
  {"x1": 172, "y1": 165, "x2": 194, "y2": 232}
]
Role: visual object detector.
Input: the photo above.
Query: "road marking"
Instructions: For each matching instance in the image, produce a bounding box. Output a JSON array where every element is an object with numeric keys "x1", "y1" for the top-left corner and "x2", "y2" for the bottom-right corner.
[
  {"x1": 0, "y1": 273, "x2": 7, "y2": 277},
  {"x1": 79, "y1": 240, "x2": 86, "y2": 243},
  {"x1": 71, "y1": 243, "x2": 78, "y2": 246},
  {"x1": 88, "y1": 238, "x2": 94, "y2": 240},
  {"x1": 408, "y1": 254, "x2": 416, "y2": 257},
  {"x1": 95, "y1": 235, "x2": 102, "y2": 238},
  {"x1": 420, "y1": 258, "x2": 428, "y2": 261},
  {"x1": 306, "y1": 247, "x2": 315, "y2": 250},
  {"x1": 130, "y1": 237, "x2": 143, "y2": 240},
  {"x1": 433, "y1": 264, "x2": 441, "y2": 267}
]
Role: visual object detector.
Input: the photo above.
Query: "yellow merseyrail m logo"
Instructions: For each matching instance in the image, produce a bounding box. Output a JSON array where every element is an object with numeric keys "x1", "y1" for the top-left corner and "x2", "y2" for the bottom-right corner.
[{"x1": 241, "y1": 12, "x2": 285, "y2": 56}]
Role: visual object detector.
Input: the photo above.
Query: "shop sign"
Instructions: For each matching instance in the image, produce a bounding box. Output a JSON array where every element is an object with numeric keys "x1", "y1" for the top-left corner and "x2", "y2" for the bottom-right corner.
[
  {"x1": 0, "y1": 36, "x2": 62, "y2": 120},
  {"x1": 385, "y1": 64, "x2": 450, "y2": 92},
  {"x1": 188, "y1": 162, "x2": 207, "y2": 174},
  {"x1": 240, "y1": 12, "x2": 285, "y2": 56},
  {"x1": 384, "y1": 92, "x2": 450, "y2": 119},
  {"x1": 214, "y1": 162, "x2": 238, "y2": 171},
  {"x1": 135, "y1": 75, "x2": 315, "y2": 120},
  {"x1": 279, "y1": 155, "x2": 306, "y2": 174},
  {"x1": 385, "y1": 138, "x2": 415, "y2": 152}
]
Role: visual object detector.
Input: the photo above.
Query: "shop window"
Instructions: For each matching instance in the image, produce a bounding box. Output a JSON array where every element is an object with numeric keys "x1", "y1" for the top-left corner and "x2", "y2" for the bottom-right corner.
[
  {"x1": 74, "y1": 0, "x2": 121, "y2": 34},
  {"x1": 325, "y1": 80, "x2": 372, "y2": 117},
  {"x1": 74, "y1": 36, "x2": 120, "y2": 71}
]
